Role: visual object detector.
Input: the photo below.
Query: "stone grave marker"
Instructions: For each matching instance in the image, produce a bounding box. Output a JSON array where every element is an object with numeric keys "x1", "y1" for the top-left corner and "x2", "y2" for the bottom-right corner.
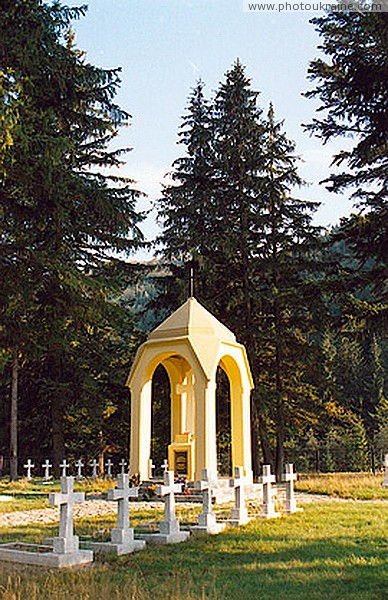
[
  {"x1": 148, "y1": 458, "x2": 156, "y2": 479},
  {"x1": 0, "y1": 476, "x2": 93, "y2": 567},
  {"x1": 229, "y1": 466, "x2": 250, "y2": 526},
  {"x1": 106, "y1": 459, "x2": 113, "y2": 478},
  {"x1": 24, "y1": 459, "x2": 34, "y2": 480},
  {"x1": 49, "y1": 477, "x2": 86, "y2": 553},
  {"x1": 119, "y1": 458, "x2": 127, "y2": 475},
  {"x1": 42, "y1": 459, "x2": 52, "y2": 482},
  {"x1": 90, "y1": 459, "x2": 98, "y2": 479},
  {"x1": 75, "y1": 459, "x2": 84, "y2": 480},
  {"x1": 283, "y1": 463, "x2": 299, "y2": 514},
  {"x1": 259, "y1": 464, "x2": 280, "y2": 519},
  {"x1": 60, "y1": 459, "x2": 70, "y2": 478},
  {"x1": 89, "y1": 474, "x2": 145, "y2": 555},
  {"x1": 161, "y1": 459, "x2": 169, "y2": 474},
  {"x1": 139, "y1": 471, "x2": 189, "y2": 544},
  {"x1": 191, "y1": 468, "x2": 225, "y2": 534},
  {"x1": 383, "y1": 454, "x2": 388, "y2": 488}
]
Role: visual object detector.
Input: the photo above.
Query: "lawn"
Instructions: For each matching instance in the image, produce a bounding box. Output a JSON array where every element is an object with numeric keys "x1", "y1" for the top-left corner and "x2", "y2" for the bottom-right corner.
[
  {"x1": 295, "y1": 472, "x2": 388, "y2": 501},
  {"x1": 0, "y1": 502, "x2": 387, "y2": 599}
]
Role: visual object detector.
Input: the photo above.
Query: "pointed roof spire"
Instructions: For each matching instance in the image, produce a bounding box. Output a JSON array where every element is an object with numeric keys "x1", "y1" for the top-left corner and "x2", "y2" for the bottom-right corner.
[{"x1": 148, "y1": 297, "x2": 236, "y2": 343}]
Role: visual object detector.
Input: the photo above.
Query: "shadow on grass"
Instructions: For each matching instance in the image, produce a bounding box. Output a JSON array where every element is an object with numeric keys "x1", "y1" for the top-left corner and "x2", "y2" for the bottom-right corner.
[{"x1": 0, "y1": 503, "x2": 386, "y2": 599}]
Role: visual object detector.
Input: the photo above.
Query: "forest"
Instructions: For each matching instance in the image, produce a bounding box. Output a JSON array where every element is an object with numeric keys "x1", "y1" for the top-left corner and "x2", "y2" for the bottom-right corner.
[{"x1": 0, "y1": 2, "x2": 387, "y2": 480}]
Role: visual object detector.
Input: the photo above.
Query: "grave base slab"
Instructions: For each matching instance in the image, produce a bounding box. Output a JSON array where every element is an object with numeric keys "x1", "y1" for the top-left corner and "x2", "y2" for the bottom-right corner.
[
  {"x1": 228, "y1": 517, "x2": 251, "y2": 527},
  {"x1": 260, "y1": 506, "x2": 281, "y2": 519},
  {"x1": 87, "y1": 539, "x2": 145, "y2": 555},
  {"x1": 229, "y1": 507, "x2": 250, "y2": 527},
  {"x1": 138, "y1": 531, "x2": 190, "y2": 544},
  {"x1": 191, "y1": 522, "x2": 226, "y2": 535},
  {"x1": 0, "y1": 543, "x2": 93, "y2": 568}
]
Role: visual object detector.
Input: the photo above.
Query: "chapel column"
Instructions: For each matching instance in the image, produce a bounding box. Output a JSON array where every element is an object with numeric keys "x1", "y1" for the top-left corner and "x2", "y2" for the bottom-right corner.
[
  {"x1": 129, "y1": 379, "x2": 152, "y2": 480},
  {"x1": 194, "y1": 378, "x2": 217, "y2": 482},
  {"x1": 231, "y1": 384, "x2": 253, "y2": 484}
]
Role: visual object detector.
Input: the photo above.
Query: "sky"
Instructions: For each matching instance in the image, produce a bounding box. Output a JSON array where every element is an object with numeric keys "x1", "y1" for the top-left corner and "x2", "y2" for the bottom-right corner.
[{"x1": 67, "y1": 0, "x2": 354, "y2": 259}]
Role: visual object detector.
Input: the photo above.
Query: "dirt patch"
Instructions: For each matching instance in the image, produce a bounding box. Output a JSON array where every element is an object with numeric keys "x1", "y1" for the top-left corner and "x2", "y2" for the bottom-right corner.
[{"x1": 0, "y1": 500, "x2": 163, "y2": 528}]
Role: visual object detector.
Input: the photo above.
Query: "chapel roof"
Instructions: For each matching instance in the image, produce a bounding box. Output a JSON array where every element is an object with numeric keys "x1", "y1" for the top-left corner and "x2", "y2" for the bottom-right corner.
[
  {"x1": 148, "y1": 297, "x2": 236, "y2": 343},
  {"x1": 127, "y1": 296, "x2": 253, "y2": 388}
]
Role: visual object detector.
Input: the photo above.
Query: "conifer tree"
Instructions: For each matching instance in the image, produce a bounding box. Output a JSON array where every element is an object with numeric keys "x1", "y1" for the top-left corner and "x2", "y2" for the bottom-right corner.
[
  {"x1": 156, "y1": 80, "x2": 215, "y2": 306},
  {"x1": 0, "y1": 0, "x2": 144, "y2": 473},
  {"x1": 305, "y1": 12, "x2": 387, "y2": 311},
  {"x1": 210, "y1": 60, "x2": 265, "y2": 343},
  {"x1": 157, "y1": 62, "x2": 323, "y2": 477},
  {"x1": 252, "y1": 104, "x2": 323, "y2": 478}
]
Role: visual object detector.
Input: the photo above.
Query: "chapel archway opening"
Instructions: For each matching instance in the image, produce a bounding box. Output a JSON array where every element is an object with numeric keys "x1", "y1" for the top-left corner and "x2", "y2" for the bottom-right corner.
[
  {"x1": 151, "y1": 363, "x2": 171, "y2": 473},
  {"x1": 216, "y1": 365, "x2": 232, "y2": 477}
]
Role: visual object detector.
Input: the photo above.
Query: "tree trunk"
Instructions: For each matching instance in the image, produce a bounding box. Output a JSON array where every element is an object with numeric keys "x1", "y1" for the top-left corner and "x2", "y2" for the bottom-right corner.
[
  {"x1": 98, "y1": 430, "x2": 105, "y2": 476},
  {"x1": 251, "y1": 402, "x2": 260, "y2": 479},
  {"x1": 10, "y1": 347, "x2": 19, "y2": 481},
  {"x1": 51, "y1": 396, "x2": 65, "y2": 476},
  {"x1": 258, "y1": 413, "x2": 273, "y2": 467},
  {"x1": 275, "y1": 398, "x2": 285, "y2": 481},
  {"x1": 48, "y1": 352, "x2": 65, "y2": 475}
]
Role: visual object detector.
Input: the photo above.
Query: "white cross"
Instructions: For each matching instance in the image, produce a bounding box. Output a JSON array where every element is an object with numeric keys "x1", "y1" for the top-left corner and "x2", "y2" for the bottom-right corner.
[
  {"x1": 260, "y1": 464, "x2": 275, "y2": 504},
  {"x1": 106, "y1": 459, "x2": 113, "y2": 478},
  {"x1": 108, "y1": 473, "x2": 139, "y2": 543},
  {"x1": 49, "y1": 476, "x2": 85, "y2": 554},
  {"x1": 156, "y1": 470, "x2": 182, "y2": 524},
  {"x1": 259, "y1": 464, "x2": 279, "y2": 518},
  {"x1": 75, "y1": 459, "x2": 84, "y2": 480},
  {"x1": 194, "y1": 468, "x2": 225, "y2": 532},
  {"x1": 119, "y1": 459, "x2": 127, "y2": 475},
  {"x1": 24, "y1": 459, "x2": 34, "y2": 480},
  {"x1": 383, "y1": 453, "x2": 388, "y2": 488},
  {"x1": 60, "y1": 459, "x2": 70, "y2": 477},
  {"x1": 91, "y1": 459, "x2": 98, "y2": 479},
  {"x1": 42, "y1": 459, "x2": 52, "y2": 481},
  {"x1": 161, "y1": 459, "x2": 169, "y2": 474},
  {"x1": 148, "y1": 458, "x2": 156, "y2": 479},
  {"x1": 229, "y1": 466, "x2": 249, "y2": 524},
  {"x1": 283, "y1": 463, "x2": 297, "y2": 513},
  {"x1": 196, "y1": 468, "x2": 213, "y2": 515}
]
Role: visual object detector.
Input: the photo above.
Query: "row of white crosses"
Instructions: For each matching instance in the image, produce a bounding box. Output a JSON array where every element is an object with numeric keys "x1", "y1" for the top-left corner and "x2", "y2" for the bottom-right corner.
[
  {"x1": 48, "y1": 473, "x2": 145, "y2": 558},
  {"x1": 259, "y1": 463, "x2": 298, "y2": 518},
  {"x1": 10, "y1": 461, "x2": 301, "y2": 568},
  {"x1": 227, "y1": 463, "x2": 298, "y2": 524},
  {"x1": 24, "y1": 459, "x2": 55, "y2": 481},
  {"x1": 23, "y1": 458, "x2": 129, "y2": 480}
]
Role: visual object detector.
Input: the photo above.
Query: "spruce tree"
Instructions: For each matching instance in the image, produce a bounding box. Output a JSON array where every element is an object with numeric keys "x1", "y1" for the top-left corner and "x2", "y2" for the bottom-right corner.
[
  {"x1": 157, "y1": 62, "x2": 323, "y2": 477},
  {"x1": 252, "y1": 104, "x2": 322, "y2": 478},
  {"x1": 156, "y1": 80, "x2": 215, "y2": 306},
  {"x1": 0, "y1": 0, "x2": 144, "y2": 473},
  {"x1": 305, "y1": 12, "x2": 387, "y2": 307}
]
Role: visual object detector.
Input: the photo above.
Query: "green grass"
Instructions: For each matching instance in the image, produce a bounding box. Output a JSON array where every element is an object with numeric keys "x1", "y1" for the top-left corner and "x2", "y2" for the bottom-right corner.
[
  {"x1": 295, "y1": 472, "x2": 388, "y2": 500},
  {"x1": 0, "y1": 502, "x2": 387, "y2": 599}
]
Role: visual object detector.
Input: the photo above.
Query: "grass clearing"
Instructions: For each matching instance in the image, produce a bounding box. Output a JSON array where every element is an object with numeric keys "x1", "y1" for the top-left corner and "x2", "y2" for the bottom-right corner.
[
  {"x1": 295, "y1": 472, "x2": 388, "y2": 500},
  {"x1": 0, "y1": 502, "x2": 387, "y2": 599}
]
